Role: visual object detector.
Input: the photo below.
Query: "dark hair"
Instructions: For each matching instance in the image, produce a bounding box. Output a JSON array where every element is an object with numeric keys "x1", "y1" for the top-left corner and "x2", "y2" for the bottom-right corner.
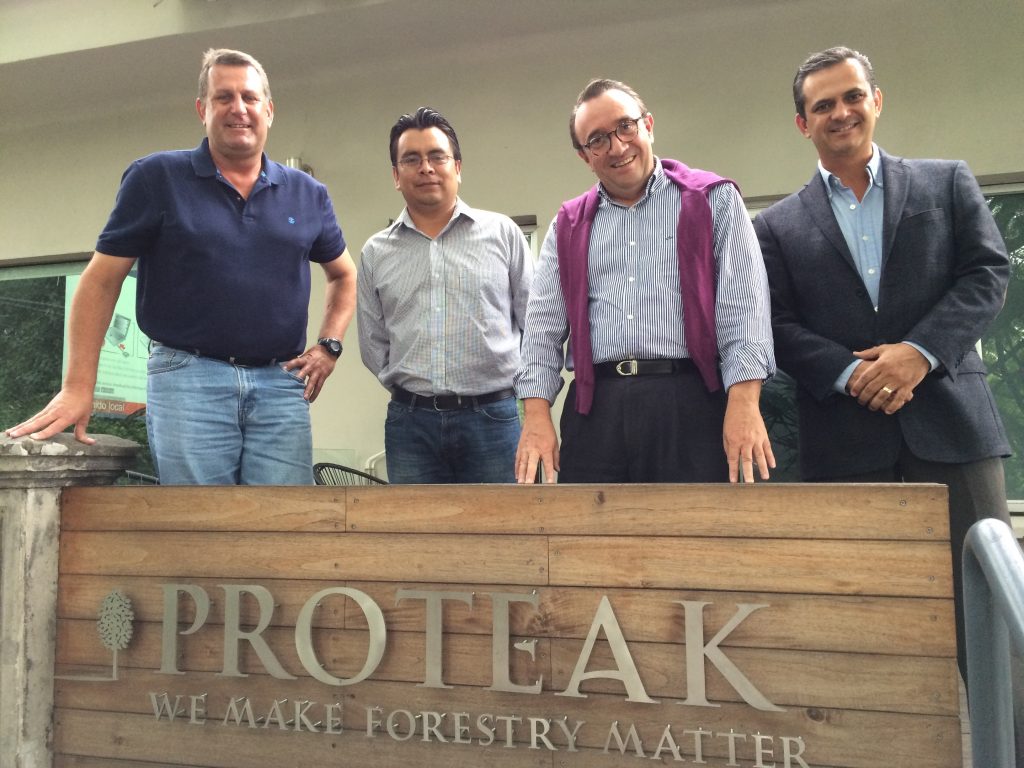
[
  {"x1": 388, "y1": 107, "x2": 462, "y2": 166},
  {"x1": 198, "y1": 48, "x2": 271, "y2": 102},
  {"x1": 793, "y1": 46, "x2": 877, "y2": 119},
  {"x1": 569, "y1": 78, "x2": 649, "y2": 150}
]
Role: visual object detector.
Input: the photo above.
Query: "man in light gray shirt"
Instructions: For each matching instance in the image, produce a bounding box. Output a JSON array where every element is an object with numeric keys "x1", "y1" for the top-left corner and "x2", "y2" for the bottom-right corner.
[{"x1": 358, "y1": 107, "x2": 533, "y2": 483}]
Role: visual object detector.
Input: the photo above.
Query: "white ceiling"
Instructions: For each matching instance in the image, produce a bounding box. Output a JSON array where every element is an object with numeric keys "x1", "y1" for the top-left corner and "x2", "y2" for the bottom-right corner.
[{"x1": 0, "y1": 0, "x2": 777, "y2": 132}]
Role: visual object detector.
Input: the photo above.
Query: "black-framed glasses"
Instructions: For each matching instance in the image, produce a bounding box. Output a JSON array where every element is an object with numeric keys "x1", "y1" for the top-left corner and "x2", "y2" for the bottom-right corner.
[
  {"x1": 580, "y1": 115, "x2": 648, "y2": 155},
  {"x1": 397, "y1": 151, "x2": 454, "y2": 170}
]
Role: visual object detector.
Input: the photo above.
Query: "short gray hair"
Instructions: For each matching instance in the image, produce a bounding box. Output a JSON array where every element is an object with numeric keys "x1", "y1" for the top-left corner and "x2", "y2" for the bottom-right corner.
[{"x1": 197, "y1": 48, "x2": 271, "y2": 103}]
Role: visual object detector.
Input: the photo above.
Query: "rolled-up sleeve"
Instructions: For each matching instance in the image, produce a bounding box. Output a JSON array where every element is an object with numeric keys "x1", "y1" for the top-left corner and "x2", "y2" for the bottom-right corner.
[
  {"x1": 514, "y1": 221, "x2": 569, "y2": 402},
  {"x1": 711, "y1": 184, "x2": 776, "y2": 389}
]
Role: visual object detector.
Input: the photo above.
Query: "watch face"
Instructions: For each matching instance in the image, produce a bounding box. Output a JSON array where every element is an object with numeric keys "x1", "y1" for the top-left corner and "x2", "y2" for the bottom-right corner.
[{"x1": 319, "y1": 338, "x2": 342, "y2": 357}]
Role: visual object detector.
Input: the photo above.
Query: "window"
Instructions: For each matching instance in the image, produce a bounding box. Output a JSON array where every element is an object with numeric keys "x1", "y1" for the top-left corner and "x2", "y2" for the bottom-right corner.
[
  {"x1": 983, "y1": 189, "x2": 1024, "y2": 501},
  {"x1": 0, "y1": 260, "x2": 154, "y2": 476}
]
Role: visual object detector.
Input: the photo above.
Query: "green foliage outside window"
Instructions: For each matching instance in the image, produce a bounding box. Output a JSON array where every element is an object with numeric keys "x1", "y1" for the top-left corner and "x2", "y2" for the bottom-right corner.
[
  {"x1": 983, "y1": 193, "x2": 1024, "y2": 497},
  {"x1": 0, "y1": 276, "x2": 64, "y2": 429},
  {"x1": 0, "y1": 274, "x2": 154, "y2": 477}
]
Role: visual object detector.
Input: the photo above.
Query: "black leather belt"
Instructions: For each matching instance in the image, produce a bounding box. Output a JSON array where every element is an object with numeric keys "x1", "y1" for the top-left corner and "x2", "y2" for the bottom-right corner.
[
  {"x1": 195, "y1": 352, "x2": 282, "y2": 367},
  {"x1": 391, "y1": 386, "x2": 515, "y2": 411},
  {"x1": 594, "y1": 358, "x2": 696, "y2": 378},
  {"x1": 157, "y1": 343, "x2": 290, "y2": 368}
]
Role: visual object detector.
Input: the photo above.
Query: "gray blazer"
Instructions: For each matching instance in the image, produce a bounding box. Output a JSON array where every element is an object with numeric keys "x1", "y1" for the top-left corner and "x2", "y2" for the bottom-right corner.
[{"x1": 755, "y1": 149, "x2": 1010, "y2": 479}]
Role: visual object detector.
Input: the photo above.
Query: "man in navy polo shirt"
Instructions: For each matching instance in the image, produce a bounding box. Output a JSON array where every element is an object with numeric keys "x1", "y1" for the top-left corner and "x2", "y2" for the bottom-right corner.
[{"x1": 6, "y1": 49, "x2": 357, "y2": 485}]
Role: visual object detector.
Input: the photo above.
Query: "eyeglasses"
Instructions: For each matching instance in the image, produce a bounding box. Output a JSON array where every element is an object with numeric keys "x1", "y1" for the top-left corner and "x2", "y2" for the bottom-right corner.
[
  {"x1": 580, "y1": 115, "x2": 648, "y2": 156},
  {"x1": 396, "y1": 151, "x2": 454, "y2": 170}
]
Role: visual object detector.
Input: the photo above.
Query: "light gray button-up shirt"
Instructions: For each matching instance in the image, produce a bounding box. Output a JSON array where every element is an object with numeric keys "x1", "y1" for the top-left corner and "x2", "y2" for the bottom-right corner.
[{"x1": 358, "y1": 199, "x2": 533, "y2": 396}]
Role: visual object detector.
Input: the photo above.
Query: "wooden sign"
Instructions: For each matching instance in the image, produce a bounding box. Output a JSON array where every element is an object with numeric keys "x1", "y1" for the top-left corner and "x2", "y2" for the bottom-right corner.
[{"x1": 53, "y1": 484, "x2": 959, "y2": 767}]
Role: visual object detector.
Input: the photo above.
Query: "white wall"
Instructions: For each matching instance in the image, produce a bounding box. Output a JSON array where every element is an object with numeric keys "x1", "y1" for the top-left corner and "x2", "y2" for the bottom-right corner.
[{"x1": 2, "y1": 0, "x2": 1022, "y2": 468}]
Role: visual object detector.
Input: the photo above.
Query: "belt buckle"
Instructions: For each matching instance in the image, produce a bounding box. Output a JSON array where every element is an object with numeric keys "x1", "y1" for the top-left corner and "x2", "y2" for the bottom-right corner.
[
  {"x1": 433, "y1": 395, "x2": 460, "y2": 411},
  {"x1": 615, "y1": 359, "x2": 638, "y2": 376}
]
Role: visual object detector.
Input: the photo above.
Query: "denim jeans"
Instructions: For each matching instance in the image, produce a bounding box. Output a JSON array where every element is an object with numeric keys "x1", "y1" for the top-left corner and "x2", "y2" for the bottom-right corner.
[
  {"x1": 384, "y1": 396, "x2": 520, "y2": 483},
  {"x1": 146, "y1": 345, "x2": 314, "y2": 485}
]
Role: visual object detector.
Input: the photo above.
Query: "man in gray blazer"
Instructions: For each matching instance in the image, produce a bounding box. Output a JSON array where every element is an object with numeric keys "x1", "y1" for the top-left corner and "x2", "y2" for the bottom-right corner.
[{"x1": 754, "y1": 46, "x2": 1012, "y2": 681}]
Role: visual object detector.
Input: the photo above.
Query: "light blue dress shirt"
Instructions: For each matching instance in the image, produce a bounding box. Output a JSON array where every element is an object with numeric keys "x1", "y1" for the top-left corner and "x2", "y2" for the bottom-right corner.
[{"x1": 822, "y1": 146, "x2": 937, "y2": 394}]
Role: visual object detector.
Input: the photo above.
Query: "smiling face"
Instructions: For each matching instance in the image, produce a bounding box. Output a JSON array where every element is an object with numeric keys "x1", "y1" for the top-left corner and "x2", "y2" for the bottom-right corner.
[
  {"x1": 573, "y1": 88, "x2": 655, "y2": 206},
  {"x1": 392, "y1": 127, "x2": 462, "y2": 215},
  {"x1": 196, "y1": 64, "x2": 273, "y2": 164},
  {"x1": 795, "y1": 58, "x2": 882, "y2": 170}
]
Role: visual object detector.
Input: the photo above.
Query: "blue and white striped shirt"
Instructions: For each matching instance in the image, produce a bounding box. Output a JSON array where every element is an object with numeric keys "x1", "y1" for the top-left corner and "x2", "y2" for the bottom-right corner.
[
  {"x1": 358, "y1": 199, "x2": 533, "y2": 396},
  {"x1": 515, "y1": 158, "x2": 775, "y2": 402}
]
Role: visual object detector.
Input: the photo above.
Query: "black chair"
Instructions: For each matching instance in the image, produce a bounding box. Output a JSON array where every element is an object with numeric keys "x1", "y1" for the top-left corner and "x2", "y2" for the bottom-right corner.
[
  {"x1": 313, "y1": 462, "x2": 388, "y2": 486},
  {"x1": 122, "y1": 470, "x2": 160, "y2": 485}
]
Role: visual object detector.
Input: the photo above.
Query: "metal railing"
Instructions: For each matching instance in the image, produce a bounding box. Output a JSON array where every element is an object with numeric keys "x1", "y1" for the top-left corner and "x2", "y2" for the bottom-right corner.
[{"x1": 963, "y1": 517, "x2": 1024, "y2": 767}]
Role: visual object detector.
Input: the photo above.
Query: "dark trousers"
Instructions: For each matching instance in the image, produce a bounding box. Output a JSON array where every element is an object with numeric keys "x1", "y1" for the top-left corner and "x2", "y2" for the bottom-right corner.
[
  {"x1": 815, "y1": 440, "x2": 1010, "y2": 685},
  {"x1": 558, "y1": 370, "x2": 728, "y2": 483}
]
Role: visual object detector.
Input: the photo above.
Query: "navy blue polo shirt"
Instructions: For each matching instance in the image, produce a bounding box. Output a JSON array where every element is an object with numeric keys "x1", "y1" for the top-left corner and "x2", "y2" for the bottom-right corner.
[{"x1": 96, "y1": 138, "x2": 346, "y2": 358}]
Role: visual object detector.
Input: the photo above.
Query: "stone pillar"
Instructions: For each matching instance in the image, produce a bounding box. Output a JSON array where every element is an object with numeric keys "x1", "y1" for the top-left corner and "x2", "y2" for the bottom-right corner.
[{"x1": 0, "y1": 434, "x2": 139, "y2": 768}]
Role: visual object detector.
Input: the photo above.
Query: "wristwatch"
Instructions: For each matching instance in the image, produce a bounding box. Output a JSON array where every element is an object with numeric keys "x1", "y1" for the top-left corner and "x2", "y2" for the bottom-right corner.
[{"x1": 317, "y1": 337, "x2": 343, "y2": 358}]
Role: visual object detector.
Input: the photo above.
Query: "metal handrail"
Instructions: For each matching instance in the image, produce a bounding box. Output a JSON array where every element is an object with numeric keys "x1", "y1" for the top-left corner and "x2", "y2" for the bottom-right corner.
[{"x1": 963, "y1": 517, "x2": 1024, "y2": 767}]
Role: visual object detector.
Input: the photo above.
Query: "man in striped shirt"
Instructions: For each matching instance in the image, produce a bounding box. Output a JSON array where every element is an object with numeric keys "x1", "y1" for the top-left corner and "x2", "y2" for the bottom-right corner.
[
  {"x1": 514, "y1": 79, "x2": 776, "y2": 484},
  {"x1": 358, "y1": 108, "x2": 533, "y2": 483}
]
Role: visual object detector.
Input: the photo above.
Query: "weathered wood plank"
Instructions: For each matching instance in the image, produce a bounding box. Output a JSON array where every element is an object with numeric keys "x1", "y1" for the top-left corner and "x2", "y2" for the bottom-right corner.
[
  {"x1": 53, "y1": 672, "x2": 961, "y2": 768},
  {"x1": 62, "y1": 486, "x2": 345, "y2": 532},
  {"x1": 56, "y1": 619, "x2": 552, "y2": 693},
  {"x1": 56, "y1": 574, "x2": 956, "y2": 656},
  {"x1": 63, "y1": 484, "x2": 950, "y2": 540},
  {"x1": 546, "y1": 639, "x2": 958, "y2": 716},
  {"x1": 58, "y1": 531, "x2": 549, "y2": 584},
  {"x1": 54, "y1": 708, "x2": 552, "y2": 768},
  {"x1": 58, "y1": 531, "x2": 950, "y2": 596},
  {"x1": 56, "y1": 757, "x2": 217, "y2": 768},
  {"x1": 549, "y1": 536, "x2": 952, "y2": 596},
  {"x1": 347, "y1": 483, "x2": 949, "y2": 540},
  {"x1": 55, "y1": 617, "x2": 956, "y2": 715}
]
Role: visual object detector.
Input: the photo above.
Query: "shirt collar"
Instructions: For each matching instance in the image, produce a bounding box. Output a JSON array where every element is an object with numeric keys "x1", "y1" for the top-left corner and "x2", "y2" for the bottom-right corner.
[
  {"x1": 597, "y1": 157, "x2": 664, "y2": 206},
  {"x1": 818, "y1": 143, "x2": 883, "y2": 198},
  {"x1": 190, "y1": 137, "x2": 276, "y2": 184},
  {"x1": 393, "y1": 197, "x2": 473, "y2": 235}
]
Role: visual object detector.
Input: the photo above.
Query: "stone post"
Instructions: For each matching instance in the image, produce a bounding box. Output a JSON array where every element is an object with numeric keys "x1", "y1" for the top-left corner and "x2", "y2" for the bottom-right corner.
[{"x1": 0, "y1": 434, "x2": 139, "y2": 768}]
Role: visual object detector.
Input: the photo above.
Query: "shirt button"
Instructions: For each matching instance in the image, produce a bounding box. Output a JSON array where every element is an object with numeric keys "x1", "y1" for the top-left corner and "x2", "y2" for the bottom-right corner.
[
  {"x1": 629, "y1": 241, "x2": 636, "y2": 246},
  {"x1": 862, "y1": 235, "x2": 870, "y2": 241},
  {"x1": 849, "y1": 204, "x2": 856, "y2": 210},
  {"x1": 627, "y1": 314, "x2": 634, "y2": 320},
  {"x1": 628, "y1": 276, "x2": 635, "y2": 282},
  {"x1": 868, "y1": 268, "x2": 876, "y2": 275}
]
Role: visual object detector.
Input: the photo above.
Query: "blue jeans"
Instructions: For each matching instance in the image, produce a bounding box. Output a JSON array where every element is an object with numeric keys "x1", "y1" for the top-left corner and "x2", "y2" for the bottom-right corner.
[
  {"x1": 146, "y1": 345, "x2": 314, "y2": 485},
  {"x1": 384, "y1": 396, "x2": 520, "y2": 483}
]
